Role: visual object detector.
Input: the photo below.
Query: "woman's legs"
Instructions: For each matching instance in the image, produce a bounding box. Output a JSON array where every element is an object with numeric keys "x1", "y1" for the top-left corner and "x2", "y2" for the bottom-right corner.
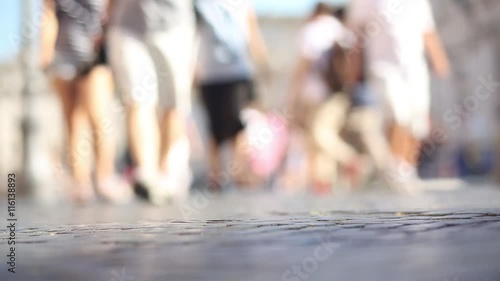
[
  {"x1": 54, "y1": 77, "x2": 94, "y2": 201},
  {"x1": 78, "y1": 65, "x2": 115, "y2": 182},
  {"x1": 78, "y1": 65, "x2": 133, "y2": 202}
]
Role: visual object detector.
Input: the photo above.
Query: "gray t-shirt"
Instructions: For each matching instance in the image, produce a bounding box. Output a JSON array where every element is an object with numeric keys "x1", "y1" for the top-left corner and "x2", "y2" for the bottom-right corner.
[
  {"x1": 196, "y1": 0, "x2": 254, "y2": 84},
  {"x1": 111, "y1": 0, "x2": 195, "y2": 34}
]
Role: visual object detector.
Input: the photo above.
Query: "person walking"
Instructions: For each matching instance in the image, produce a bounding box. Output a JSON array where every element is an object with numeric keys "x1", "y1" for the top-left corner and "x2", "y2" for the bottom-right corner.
[
  {"x1": 311, "y1": 6, "x2": 392, "y2": 190},
  {"x1": 107, "y1": 0, "x2": 197, "y2": 204},
  {"x1": 195, "y1": 0, "x2": 269, "y2": 189},
  {"x1": 347, "y1": 0, "x2": 450, "y2": 189},
  {"x1": 289, "y1": 3, "x2": 354, "y2": 191},
  {"x1": 51, "y1": 0, "x2": 132, "y2": 204}
]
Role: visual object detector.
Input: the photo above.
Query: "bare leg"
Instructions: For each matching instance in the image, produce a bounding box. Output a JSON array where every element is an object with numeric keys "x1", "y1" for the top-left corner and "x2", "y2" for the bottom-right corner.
[
  {"x1": 79, "y1": 65, "x2": 115, "y2": 182},
  {"x1": 389, "y1": 123, "x2": 422, "y2": 185},
  {"x1": 207, "y1": 139, "x2": 223, "y2": 189},
  {"x1": 390, "y1": 123, "x2": 421, "y2": 165},
  {"x1": 54, "y1": 77, "x2": 93, "y2": 201},
  {"x1": 406, "y1": 136, "x2": 421, "y2": 167},
  {"x1": 159, "y1": 109, "x2": 184, "y2": 174},
  {"x1": 390, "y1": 123, "x2": 408, "y2": 161},
  {"x1": 78, "y1": 65, "x2": 133, "y2": 202},
  {"x1": 127, "y1": 104, "x2": 160, "y2": 177}
]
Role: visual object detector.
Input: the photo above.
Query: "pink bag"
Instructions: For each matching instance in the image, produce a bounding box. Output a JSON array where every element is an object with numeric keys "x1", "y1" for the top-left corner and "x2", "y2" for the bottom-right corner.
[{"x1": 242, "y1": 110, "x2": 289, "y2": 178}]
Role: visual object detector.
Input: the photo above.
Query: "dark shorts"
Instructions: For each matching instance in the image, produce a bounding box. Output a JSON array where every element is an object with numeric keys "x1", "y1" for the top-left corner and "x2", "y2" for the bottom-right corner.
[{"x1": 200, "y1": 79, "x2": 255, "y2": 146}]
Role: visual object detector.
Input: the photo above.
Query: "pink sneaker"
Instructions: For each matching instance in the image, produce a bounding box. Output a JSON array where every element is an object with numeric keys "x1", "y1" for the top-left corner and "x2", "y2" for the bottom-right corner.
[
  {"x1": 71, "y1": 181, "x2": 95, "y2": 205},
  {"x1": 96, "y1": 176, "x2": 134, "y2": 204}
]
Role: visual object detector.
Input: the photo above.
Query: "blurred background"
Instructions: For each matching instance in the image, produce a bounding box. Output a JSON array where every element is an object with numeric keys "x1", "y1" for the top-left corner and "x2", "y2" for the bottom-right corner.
[{"x1": 1, "y1": 0, "x2": 500, "y2": 199}]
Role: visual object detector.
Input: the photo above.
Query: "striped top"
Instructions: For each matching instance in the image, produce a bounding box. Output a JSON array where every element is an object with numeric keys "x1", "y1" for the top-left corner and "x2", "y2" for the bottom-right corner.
[{"x1": 55, "y1": 0, "x2": 106, "y2": 37}]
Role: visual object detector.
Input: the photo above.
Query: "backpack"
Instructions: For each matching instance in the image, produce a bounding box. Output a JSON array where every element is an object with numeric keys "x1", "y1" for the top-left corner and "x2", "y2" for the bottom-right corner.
[{"x1": 322, "y1": 41, "x2": 366, "y2": 94}]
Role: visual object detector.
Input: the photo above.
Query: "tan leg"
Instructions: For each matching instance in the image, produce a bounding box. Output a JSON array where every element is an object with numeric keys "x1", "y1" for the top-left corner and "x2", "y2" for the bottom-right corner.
[
  {"x1": 54, "y1": 78, "x2": 92, "y2": 184},
  {"x1": 54, "y1": 77, "x2": 94, "y2": 203},
  {"x1": 207, "y1": 139, "x2": 223, "y2": 188},
  {"x1": 77, "y1": 66, "x2": 133, "y2": 203},
  {"x1": 390, "y1": 123, "x2": 409, "y2": 161},
  {"x1": 390, "y1": 123, "x2": 421, "y2": 166},
  {"x1": 126, "y1": 104, "x2": 160, "y2": 175},
  {"x1": 79, "y1": 65, "x2": 115, "y2": 182},
  {"x1": 159, "y1": 109, "x2": 184, "y2": 173},
  {"x1": 406, "y1": 136, "x2": 421, "y2": 167}
]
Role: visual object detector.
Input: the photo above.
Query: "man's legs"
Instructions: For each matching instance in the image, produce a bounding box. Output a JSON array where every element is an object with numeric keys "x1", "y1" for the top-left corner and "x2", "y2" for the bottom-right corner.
[
  {"x1": 153, "y1": 27, "x2": 195, "y2": 197},
  {"x1": 108, "y1": 28, "x2": 161, "y2": 192}
]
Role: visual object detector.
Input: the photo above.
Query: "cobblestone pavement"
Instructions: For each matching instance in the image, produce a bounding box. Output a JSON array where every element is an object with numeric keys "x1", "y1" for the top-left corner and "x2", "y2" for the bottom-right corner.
[{"x1": 1, "y1": 181, "x2": 500, "y2": 281}]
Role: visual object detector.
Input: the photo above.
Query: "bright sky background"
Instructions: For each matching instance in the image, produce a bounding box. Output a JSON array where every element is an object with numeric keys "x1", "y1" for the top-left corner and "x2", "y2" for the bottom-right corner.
[
  {"x1": 254, "y1": 0, "x2": 348, "y2": 16},
  {"x1": 0, "y1": 0, "x2": 349, "y2": 63}
]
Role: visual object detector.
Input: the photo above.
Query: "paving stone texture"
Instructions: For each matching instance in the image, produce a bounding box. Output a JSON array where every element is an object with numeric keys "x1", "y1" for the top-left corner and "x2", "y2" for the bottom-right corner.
[{"x1": 1, "y1": 181, "x2": 500, "y2": 281}]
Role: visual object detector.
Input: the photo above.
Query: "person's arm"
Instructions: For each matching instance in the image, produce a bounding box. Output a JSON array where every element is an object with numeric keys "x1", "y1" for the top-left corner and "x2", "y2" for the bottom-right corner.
[
  {"x1": 39, "y1": 0, "x2": 58, "y2": 69},
  {"x1": 247, "y1": 8, "x2": 269, "y2": 69},
  {"x1": 421, "y1": 0, "x2": 450, "y2": 78},
  {"x1": 424, "y1": 31, "x2": 450, "y2": 78}
]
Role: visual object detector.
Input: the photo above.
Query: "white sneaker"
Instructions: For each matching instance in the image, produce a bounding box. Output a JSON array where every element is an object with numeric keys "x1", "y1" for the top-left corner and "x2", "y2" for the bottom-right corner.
[
  {"x1": 133, "y1": 168, "x2": 162, "y2": 204},
  {"x1": 384, "y1": 158, "x2": 423, "y2": 195},
  {"x1": 165, "y1": 136, "x2": 192, "y2": 200}
]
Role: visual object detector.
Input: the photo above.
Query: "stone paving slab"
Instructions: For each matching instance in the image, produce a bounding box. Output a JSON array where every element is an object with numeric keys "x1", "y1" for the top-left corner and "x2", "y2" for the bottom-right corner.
[
  {"x1": 1, "y1": 184, "x2": 500, "y2": 281},
  {"x1": 1, "y1": 210, "x2": 499, "y2": 281}
]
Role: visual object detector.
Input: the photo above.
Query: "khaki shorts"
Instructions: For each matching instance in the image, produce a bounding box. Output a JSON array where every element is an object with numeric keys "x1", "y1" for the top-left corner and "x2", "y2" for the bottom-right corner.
[{"x1": 108, "y1": 27, "x2": 196, "y2": 113}]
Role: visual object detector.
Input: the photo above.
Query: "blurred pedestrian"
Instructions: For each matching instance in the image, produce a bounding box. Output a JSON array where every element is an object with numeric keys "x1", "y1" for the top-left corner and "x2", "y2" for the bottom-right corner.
[
  {"x1": 195, "y1": 0, "x2": 269, "y2": 189},
  {"x1": 288, "y1": 3, "x2": 352, "y2": 191},
  {"x1": 51, "y1": 0, "x2": 132, "y2": 204},
  {"x1": 347, "y1": 0, "x2": 450, "y2": 188},
  {"x1": 107, "y1": 0, "x2": 197, "y2": 204},
  {"x1": 311, "y1": 6, "x2": 392, "y2": 190}
]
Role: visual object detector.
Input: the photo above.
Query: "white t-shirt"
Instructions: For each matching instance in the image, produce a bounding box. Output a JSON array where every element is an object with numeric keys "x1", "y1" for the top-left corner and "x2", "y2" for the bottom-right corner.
[
  {"x1": 111, "y1": 0, "x2": 195, "y2": 34},
  {"x1": 347, "y1": 0, "x2": 436, "y2": 68},
  {"x1": 298, "y1": 15, "x2": 348, "y2": 103}
]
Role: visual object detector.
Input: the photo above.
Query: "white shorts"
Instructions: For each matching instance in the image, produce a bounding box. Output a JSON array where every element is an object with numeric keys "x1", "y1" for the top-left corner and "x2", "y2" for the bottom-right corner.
[
  {"x1": 107, "y1": 27, "x2": 196, "y2": 113},
  {"x1": 369, "y1": 62, "x2": 431, "y2": 139}
]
